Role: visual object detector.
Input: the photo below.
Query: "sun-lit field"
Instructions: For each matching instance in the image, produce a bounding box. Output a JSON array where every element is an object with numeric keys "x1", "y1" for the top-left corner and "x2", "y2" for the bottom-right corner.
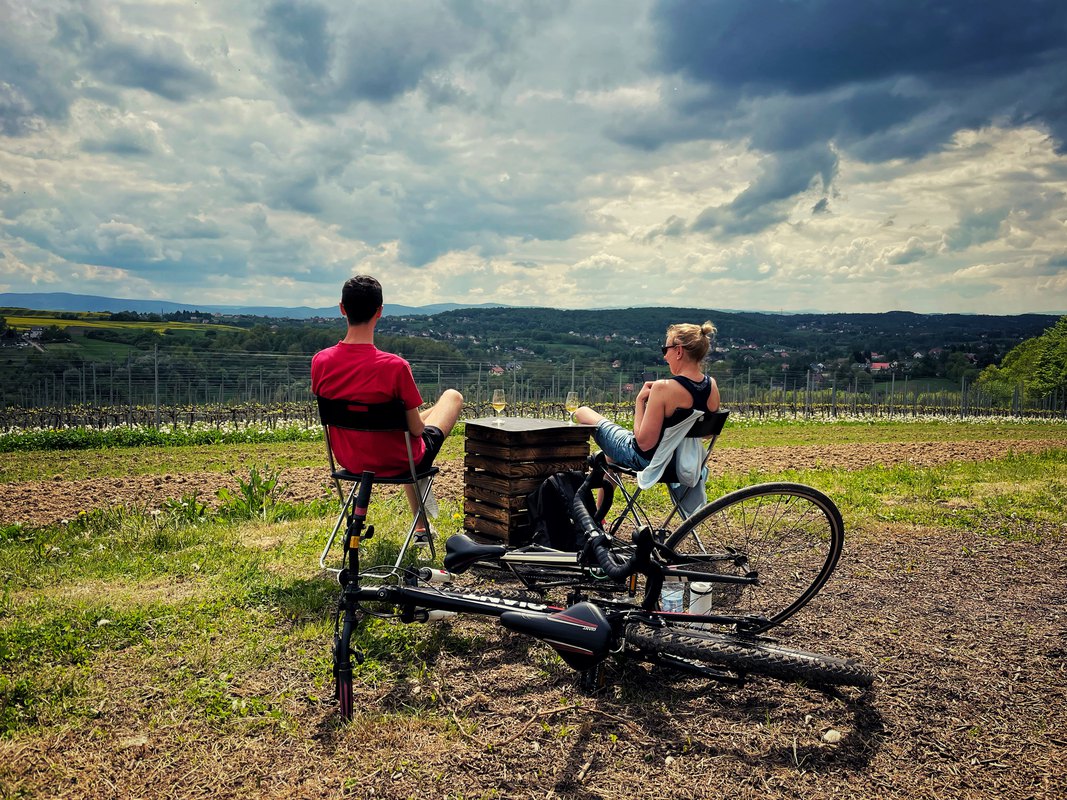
[
  {"x1": 1, "y1": 419, "x2": 1065, "y2": 798},
  {"x1": 4, "y1": 313, "x2": 242, "y2": 334}
]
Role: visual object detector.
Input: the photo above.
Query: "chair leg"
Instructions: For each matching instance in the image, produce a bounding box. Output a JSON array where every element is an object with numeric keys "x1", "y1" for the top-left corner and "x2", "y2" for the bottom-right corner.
[
  {"x1": 392, "y1": 474, "x2": 438, "y2": 569},
  {"x1": 417, "y1": 476, "x2": 438, "y2": 560},
  {"x1": 605, "y1": 475, "x2": 648, "y2": 538},
  {"x1": 321, "y1": 479, "x2": 361, "y2": 571}
]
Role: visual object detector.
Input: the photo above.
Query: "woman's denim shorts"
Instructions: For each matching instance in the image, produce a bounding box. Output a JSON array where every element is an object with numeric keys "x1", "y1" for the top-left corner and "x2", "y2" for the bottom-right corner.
[{"x1": 593, "y1": 420, "x2": 651, "y2": 472}]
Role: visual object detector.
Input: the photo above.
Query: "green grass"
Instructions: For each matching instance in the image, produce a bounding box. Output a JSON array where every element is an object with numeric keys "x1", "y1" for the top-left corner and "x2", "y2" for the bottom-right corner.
[
  {"x1": 66, "y1": 332, "x2": 139, "y2": 361},
  {"x1": 0, "y1": 423, "x2": 326, "y2": 455},
  {"x1": 2, "y1": 413, "x2": 1058, "y2": 456},
  {"x1": 4, "y1": 313, "x2": 241, "y2": 334},
  {"x1": 0, "y1": 424, "x2": 1063, "y2": 744},
  {"x1": 0, "y1": 460, "x2": 472, "y2": 739},
  {"x1": 703, "y1": 447, "x2": 1066, "y2": 542}
]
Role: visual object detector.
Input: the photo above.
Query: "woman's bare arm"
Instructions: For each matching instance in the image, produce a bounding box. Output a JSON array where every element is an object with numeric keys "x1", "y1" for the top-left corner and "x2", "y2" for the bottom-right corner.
[{"x1": 634, "y1": 381, "x2": 671, "y2": 452}]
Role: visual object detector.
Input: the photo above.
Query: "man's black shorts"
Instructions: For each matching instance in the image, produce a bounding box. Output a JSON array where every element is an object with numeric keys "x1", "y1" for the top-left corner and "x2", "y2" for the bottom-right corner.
[{"x1": 414, "y1": 425, "x2": 446, "y2": 473}]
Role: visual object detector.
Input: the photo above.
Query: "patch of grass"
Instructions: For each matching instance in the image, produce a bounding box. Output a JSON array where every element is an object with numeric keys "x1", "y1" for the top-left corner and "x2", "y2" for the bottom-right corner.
[
  {"x1": 0, "y1": 604, "x2": 156, "y2": 671},
  {"x1": 0, "y1": 496, "x2": 329, "y2": 597},
  {"x1": 0, "y1": 603, "x2": 159, "y2": 736},
  {"x1": 0, "y1": 423, "x2": 324, "y2": 455},
  {"x1": 718, "y1": 448, "x2": 1067, "y2": 543},
  {"x1": 0, "y1": 470, "x2": 479, "y2": 739}
]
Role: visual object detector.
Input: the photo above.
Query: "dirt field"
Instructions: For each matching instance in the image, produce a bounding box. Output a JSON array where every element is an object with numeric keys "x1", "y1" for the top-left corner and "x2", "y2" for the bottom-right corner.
[
  {"x1": 1, "y1": 437, "x2": 1060, "y2": 528},
  {"x1": 3, "y1": 435, "x2": 1066, "y2": 799}
]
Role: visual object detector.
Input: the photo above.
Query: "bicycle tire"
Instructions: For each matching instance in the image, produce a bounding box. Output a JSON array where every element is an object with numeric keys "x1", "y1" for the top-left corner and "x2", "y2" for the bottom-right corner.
[
  {"x1": 626, "y1": 623, "x2": 874, "y2": 688},
  {"x1": 335, "y1": 616, "x2": 356, "y2": 721},
  {"x1": 665, "y1": 482, "x2": 845, "y2": 632}
]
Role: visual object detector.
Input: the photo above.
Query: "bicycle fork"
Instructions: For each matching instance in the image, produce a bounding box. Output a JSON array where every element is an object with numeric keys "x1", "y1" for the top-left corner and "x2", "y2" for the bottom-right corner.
[{"x1": 333, "y1": 471, "x2": 375, "y2": 722}]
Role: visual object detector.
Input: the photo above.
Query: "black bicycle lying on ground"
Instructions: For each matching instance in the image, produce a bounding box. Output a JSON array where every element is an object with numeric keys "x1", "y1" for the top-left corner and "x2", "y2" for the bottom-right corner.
[{"x1": 325, "y1": 456, "x2": 874, "y2": 721}]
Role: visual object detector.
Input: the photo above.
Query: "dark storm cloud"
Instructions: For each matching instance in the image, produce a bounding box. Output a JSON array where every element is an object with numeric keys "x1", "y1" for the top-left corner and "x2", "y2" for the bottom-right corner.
[
  {"x1": 257, "y1": 0, "x2": 465, "y2": 112},
  {"x1": 0, "y1": 43, "x2": 75, "y2": 135},
  {"x1": 693, "y1": 144, "x2": 838, "y2": 236},
  {"x1": 650, "y1": 0, "x2": 1067, "y2": 151},
  {"x1": 85, "y1": 38, "x2": 214, "y2": 101},
  {"x1": 629, "y1": 0, "x2": 1067, "y2": 239},
  {"x1": 654, "y1": 0, "x2": 1065, "y2": 95},
  {"x1": 258, "y1": 3, "x2": 334, "y2": 80}
]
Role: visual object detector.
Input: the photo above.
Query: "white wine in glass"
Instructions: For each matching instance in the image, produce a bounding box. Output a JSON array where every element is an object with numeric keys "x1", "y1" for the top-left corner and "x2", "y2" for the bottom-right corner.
[
  {"x1": 565, "y1": 391, "x2": 579, "y2": 423},
  {"x1": 491, "y1": 389, "x2": 506, "y2": 425}
]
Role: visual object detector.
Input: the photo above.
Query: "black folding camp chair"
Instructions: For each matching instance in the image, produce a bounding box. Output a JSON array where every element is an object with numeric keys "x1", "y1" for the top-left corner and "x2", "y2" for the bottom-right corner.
[
  {"x1": 600, "y1": 409, "x2": 730, "y2": 538},
  {"x1": 316, "y1": 396, "x2": 439, "y2": 571}
]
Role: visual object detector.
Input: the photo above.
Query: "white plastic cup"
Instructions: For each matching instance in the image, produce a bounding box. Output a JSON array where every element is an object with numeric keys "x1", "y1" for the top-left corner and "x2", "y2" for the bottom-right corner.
[{"x1": 689, "y1": 581, "x2": 715, "y2": 615}]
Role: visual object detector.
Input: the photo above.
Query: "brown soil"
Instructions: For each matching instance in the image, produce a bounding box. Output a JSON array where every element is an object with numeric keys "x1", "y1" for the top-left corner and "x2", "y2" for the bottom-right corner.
[
  {"x1": 2, "y1": 436, "x2": 1065, "y2": 799},
  {"x1": 1, "y1": 438, "x2": 1060, "y2": 528}
]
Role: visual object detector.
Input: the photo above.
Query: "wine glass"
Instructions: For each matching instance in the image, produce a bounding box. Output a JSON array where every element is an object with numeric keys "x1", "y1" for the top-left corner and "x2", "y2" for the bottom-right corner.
[
  {"x1": 565, "y1": 391, "x2": 579, "y2": 424},
  {"x1": 491, "y1": 389, "x2": 506, "y2": 425}
]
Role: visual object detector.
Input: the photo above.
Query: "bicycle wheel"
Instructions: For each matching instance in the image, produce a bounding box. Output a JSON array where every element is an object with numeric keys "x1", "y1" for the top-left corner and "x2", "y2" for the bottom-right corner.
[
  {"x1": 626, "y1": 623, "x2": 873, "y2": 688},
  {"x1": 665, "y1": 483, "x2": 844, "y2": 632},
  {"x1": 334, "y1": 615, "x2": 356, "y2": 722}
]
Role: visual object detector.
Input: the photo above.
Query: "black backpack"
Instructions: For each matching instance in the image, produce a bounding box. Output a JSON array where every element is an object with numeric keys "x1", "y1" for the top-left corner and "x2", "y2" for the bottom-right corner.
[{"x1": 526, "y1": 470, "x2": 598, "y2": 551}]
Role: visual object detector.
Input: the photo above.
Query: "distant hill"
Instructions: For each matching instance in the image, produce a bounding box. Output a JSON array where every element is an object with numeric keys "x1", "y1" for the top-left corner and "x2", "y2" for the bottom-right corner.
[
  {"x1": 381, "y1": 305, "x2": 1060, "y2": 352},
  {"x1": 0, "y1": 292, "x2": 503, "y2": 319}
]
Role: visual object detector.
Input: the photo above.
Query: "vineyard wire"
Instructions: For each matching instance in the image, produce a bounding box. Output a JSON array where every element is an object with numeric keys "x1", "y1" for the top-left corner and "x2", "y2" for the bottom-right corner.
[{"x1": 1, "y1": 349, "x2": 1064, "y2": 431}]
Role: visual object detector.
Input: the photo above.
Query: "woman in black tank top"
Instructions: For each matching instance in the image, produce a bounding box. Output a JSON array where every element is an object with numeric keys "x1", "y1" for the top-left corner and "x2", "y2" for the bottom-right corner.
[
  {"x1": 575, "y1": 322, "x2": 721, "y2": 470},
  {"x1": 636, "y1": 374, "x2": 714, "y2": 458}
]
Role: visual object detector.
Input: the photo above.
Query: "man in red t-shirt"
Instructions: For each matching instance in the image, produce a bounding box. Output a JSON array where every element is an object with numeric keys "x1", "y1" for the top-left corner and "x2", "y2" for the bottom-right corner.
[{"x1": 311, "y1": 275, "x2": 463, "y2": 539}]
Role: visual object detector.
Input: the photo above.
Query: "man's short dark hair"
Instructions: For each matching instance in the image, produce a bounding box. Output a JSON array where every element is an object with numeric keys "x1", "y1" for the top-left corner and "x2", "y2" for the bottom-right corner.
[{"x1": 340, "y1": 275, "x2": 383, "y2": 324}]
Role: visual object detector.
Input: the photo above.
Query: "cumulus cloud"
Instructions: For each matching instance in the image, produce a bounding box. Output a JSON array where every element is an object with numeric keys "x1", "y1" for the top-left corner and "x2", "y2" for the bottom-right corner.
[
  {"x1": 880, "y1": 237, "x2": 928, "y2": 266},
  {"x1": 0, "y1": 0, "x2": 1064, "y2": 313},
  {"x1": 0, "y1": 1, "x2": 214, "y2": 140},
  {"x1": 254, "y1": 0, "x2": 539, "y2": 114}
]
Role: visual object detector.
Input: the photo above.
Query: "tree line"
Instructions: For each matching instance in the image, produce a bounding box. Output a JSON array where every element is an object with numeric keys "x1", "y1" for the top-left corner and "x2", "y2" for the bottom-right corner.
[
  {"x1": 977, "y1": 315, "x2": 1067, "y2": 404},
  {"x1": 1, "y1": 306, "x2": 1062, "y2": 413}
]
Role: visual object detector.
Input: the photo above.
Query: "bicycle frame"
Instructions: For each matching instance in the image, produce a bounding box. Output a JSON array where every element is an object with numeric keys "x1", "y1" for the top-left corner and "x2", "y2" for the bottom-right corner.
[
  {"x1": 338, "y1": 568, "x2": 754, "y2": 689},
  {"x1": 329, "y1": 462, "x2": 850, "y2": 719},
  {"x1": 444, "y1": 531, "x2": 760, "y2": 623}
]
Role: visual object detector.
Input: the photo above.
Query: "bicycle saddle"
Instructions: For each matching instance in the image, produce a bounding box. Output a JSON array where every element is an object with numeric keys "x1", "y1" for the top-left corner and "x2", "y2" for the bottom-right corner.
[
  {"x1": 500, "y1": 601, "x2": 613, "y2": 671},
  {"x1": 443, "y1": 533, "x2": 508, "y2": 574}
]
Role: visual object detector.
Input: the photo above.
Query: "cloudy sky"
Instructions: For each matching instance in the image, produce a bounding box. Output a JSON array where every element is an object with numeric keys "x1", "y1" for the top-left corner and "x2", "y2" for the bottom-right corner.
[{"x1": 2, "y1": 0, "x2": 1066, "y2": 314}]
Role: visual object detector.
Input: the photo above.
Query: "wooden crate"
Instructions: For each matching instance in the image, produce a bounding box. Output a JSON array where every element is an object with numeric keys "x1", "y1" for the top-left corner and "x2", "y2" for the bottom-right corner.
[{"x1": 463, "y1": 418, "x2": 592, "y2": 544}]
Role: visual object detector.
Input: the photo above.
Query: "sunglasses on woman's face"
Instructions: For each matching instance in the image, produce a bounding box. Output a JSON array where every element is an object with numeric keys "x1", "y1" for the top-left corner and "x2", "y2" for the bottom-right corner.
[{"x1": 661, "y1": 343, "x2": 677, "y2": 355}]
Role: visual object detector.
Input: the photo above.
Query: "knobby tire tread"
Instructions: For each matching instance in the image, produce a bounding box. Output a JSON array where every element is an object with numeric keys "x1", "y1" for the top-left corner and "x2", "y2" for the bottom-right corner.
[{"x1": 626, "y1": 623, "x2": 874, "y2": 688}]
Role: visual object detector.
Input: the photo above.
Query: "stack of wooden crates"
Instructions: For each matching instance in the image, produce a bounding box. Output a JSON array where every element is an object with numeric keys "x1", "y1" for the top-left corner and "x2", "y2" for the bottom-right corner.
[{"x1": 463, "y1": 418, "x2": 591, "y2": 544}]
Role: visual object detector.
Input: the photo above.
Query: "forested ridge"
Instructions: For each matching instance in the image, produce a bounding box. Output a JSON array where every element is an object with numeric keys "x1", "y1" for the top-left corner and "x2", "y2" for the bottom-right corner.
[{"x1": 1, "y1": 305, "x2": 1061, "y2": 403}]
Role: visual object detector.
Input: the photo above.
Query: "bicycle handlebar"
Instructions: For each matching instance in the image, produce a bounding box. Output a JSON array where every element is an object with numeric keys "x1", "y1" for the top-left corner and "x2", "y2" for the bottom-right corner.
[
  {"x1": 571, "y1": 462, "x2": 605, "y2": 544},
  {"x1": 571, "y1": 459, "x2": 657, "y2": 582},
  {"x1": 588, "y1": 528, "x2": 655, "y2": 579}
]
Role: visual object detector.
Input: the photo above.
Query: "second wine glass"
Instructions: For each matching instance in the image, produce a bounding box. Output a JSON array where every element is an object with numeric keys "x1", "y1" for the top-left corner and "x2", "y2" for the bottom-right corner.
[
  {"x1": 565, "y1": 391, "x2": 579, "y2": 424},
  {"x1": 491, "y1": 389, "x2": 506, "y2": 425}
]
